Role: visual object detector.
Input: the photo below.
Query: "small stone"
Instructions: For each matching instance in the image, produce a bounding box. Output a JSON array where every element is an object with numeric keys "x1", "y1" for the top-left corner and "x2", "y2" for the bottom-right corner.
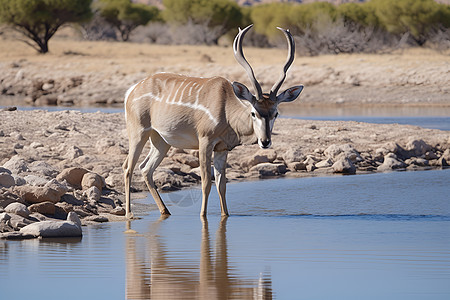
[
  {"x1": 0, "y1": 173, "x2": 15, "y2": 188},
  {"x1": 83, "y1": 215, "x2": 109, "y2": 223},
  {"x1": 110, "y1": 207, "x2": 126, "y2": 216},
  {"x1": 0, "y1": 212, "x2": 11, "y2": 222},
  {"x1": 30, "y1": 142, "x2": 44, "y2": 149}
]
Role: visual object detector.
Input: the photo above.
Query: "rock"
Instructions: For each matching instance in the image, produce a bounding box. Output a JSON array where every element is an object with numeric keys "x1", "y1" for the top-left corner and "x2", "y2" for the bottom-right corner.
[
  {"x1": 81, "y1": 172, "x2": 104, "y2": 190},
  {"x1": 377, "y1": 153, "x2": 407, "y2": 171},
  {"x1": 0, "y1": 232, "x2": 36, "y2": 240},
  {"x1": 0, "y1": 167, "x2": 12, "y2": 174},
  {"x1": 56, "y1": 167, "x2": 90, "y2": 188},
  {"x1": 64, "y1": 145, "x2": 83, "y2": 159},
  {"x1": 83, "y1": 186, "x2": 101, "y2": 202},
  {"x1": 110, "y1": 207, "x2": 126, "y2": 216},
  {"x1": 83, "y1": 215, "x2": 109, "y2": 223},
  {"x1": 0, "y1": 172, "x2": 15, "y2": 188},
  {"x1": 332, "y1": 157, "x2": 356, "y2": 174},
  {"x1": 303, "y1": 155, "x2": 317, "y2": 166},
  {"x1": 0, "y1": 212, "x2": 11, "y2": 223},
  {"x1": 19, "y1": 212, "x2": 82, "y2": 238},
  {"x1": 15, "y1": 181, "x2": 66, "y2": 204},
  {"x1": 28, "y1": 201, "x2": 56, "y2": 215},
  {"x1": 288, "y1": 162, "x2": 307, "y2": 171},
  {"x1": 241, "y1": 149, "x2": 277, "y2": 169},
  {"x1": 45, "y1": 179, "x2": 69, "y2": 197},
  {"x1": 28, "y1": 161, "x2": 59, "y2": 177},
  {"x1": 5, "y1": 202, "x2": 30, "y2": 218},
  {"x1": 172, "y1": 153, "x2": 200, "y2": 168},
  {"x1": 316, "y1": 158, "x2": 333, "y2": 168},
  {"x1": 324, "y1": 144, "x2": 362, "y2": 162},
  {"x1": 2, "y1": 156, "x2": 29, "y2": 174},
  {"x1": 405, "y1": 139, "x2": 431, "y2": 157},
  {"x1": 433, "y1": 156, "x2": 448, "y2": 167},
  {"x1": 281, "y1": 148, "x2": 304, "y2": 163},
  {"x1": 29, "y1": 142, "x2": 44, "y2": 149},
  {"x1": 0, "y1": 189, "x2": 24, "y2": 208},
  {"x1": 250, "y1": 163, "x2": 287, "y2": 177},
  {"x1": 24, "y1": 175, "x2": 49, "y2": 186}
]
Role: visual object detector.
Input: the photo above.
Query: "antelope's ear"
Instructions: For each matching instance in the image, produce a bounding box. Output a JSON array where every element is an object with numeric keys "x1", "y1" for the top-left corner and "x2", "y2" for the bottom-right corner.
[
  {"x1": 277, "y1": 86, "x2": 303, "y2": 103},
  {"x1": 232, "y1": 82, "x2": 253, "y2": 102}
]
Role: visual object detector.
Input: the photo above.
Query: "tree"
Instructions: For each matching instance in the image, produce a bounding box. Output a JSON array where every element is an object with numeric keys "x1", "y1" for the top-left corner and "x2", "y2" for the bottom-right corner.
[
  {"x1": 96, "y1": 0, "x2": 159, "y2": 41},
  {"x1": 0, "y1": 0, "x2": 92, "y2": 53},
  {"x1": 163, "y1": 0, "x2": 242, "y2": 44}
]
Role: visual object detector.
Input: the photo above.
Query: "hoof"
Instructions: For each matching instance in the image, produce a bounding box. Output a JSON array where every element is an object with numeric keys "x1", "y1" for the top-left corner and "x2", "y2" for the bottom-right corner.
[{"x1": 160, "y1": 210, "x2": 171, "y2": 216}]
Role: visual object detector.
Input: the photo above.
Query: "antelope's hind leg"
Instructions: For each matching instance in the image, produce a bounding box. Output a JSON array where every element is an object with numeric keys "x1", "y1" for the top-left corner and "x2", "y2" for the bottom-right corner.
[
  {"x1": 140, "y1": 130, "x2": 171, "y2": 215},
  {"x1": 123, "y1": 129, "x2": 150, "y2": 219}
]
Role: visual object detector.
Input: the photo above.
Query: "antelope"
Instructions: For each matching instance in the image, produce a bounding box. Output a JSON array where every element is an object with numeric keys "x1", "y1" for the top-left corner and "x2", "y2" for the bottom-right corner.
[{"x1": 123, "y1": 24, "x2": 303, "y2": 218}]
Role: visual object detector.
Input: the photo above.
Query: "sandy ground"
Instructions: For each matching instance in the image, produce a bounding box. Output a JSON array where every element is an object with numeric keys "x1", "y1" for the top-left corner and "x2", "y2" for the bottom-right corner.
[{"x1": 1, "y1": 34, "x2": 449, "y2": 108}]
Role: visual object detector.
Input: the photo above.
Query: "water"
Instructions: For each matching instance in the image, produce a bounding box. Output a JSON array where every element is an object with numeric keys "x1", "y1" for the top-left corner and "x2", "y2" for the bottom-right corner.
[
  {"x1": 2, "y1": 104, "x2": 450, "y2": 130},
  {"x1": 1, "y1": 169, "x2": 449, "y2": 300}
]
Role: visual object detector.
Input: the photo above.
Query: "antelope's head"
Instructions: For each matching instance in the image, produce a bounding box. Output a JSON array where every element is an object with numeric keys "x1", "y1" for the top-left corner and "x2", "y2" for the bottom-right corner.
[{"x1": 232, "y1": 24, "x2": 303, "y2": 149}]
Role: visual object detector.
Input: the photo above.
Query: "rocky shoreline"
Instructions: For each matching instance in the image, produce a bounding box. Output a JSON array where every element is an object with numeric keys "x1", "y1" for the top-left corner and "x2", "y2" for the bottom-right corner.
[{"x1": 1, "y1": 109, "x2": 449, "y2": 239}]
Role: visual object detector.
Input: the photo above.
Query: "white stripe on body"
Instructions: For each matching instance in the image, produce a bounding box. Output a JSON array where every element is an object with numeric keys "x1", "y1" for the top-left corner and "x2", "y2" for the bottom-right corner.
[{"x1": 131, "y1": 80, "x2": 218, "y2": 126}]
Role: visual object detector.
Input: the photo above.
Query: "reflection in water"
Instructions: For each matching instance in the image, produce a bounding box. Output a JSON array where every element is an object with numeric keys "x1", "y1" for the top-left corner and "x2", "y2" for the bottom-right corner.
[{"x1": 125, "y1": 217, "x2": 272, "y2": 300}]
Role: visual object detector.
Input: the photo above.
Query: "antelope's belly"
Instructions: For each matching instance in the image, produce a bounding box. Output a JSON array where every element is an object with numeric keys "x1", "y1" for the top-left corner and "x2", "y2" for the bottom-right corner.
[{"x1": 152, "y1": 125, "x2": 199, "y2": 149}]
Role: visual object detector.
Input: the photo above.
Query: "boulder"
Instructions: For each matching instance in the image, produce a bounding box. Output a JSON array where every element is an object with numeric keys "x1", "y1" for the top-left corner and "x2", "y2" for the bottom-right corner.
[
  {"x1": 19, "y1": 211, "x2": 82, "y2": 238},
  {"x1": 2, "y1": 156, "x2": 29, "y2": 174},
  {"x1": 332, "y1": 157, "x2": 356, "y2": 174},
  {"x1": 405, "y1": 139, "x2": 432, "y2": 157},
  {"x1": 324, "y1": 144, "x2": 362, "y2": 162},
  {"x1": 15, "y1": 180, "x2": 67, "y2": 204},
  {"x1": 83, "y1": 186, "x2": 101, "y2": 202},
  {"x1": 28, "y1": 201, "x2": 56, "y2": 215},
  {"x1": 377, "y1": 153, "x2": 407, "y2": 171},
  {"x1": 250, "y1": 163, "x2": 287, "y2": 177},
  {"x1": 0, "y1": 189, "x2": 24, "y2": 208},
  {"x1": 241, "y1": 149, "x2": 277, "y2": 169},
  {"x1": 172, "y1": 153, "x2": 200, "y2": 168},
  {"x1": 316, "y1": 158, "x2": 333, "y2": 168},
  {"x1": 0, "y1": 172, "x2": 15, "y2": 188},
  {"x1": 56, "y1": 167, "x2": 90, "y2": 188},
  {"x1": 5, "y1": 202, "x2": 30, "y2": 218},
  {"x1": 281, "y1": 148, "x2": 304, "y2": 163},
  {"x1": 81, "y1": 172, "x2": 104, "y2": 190}
]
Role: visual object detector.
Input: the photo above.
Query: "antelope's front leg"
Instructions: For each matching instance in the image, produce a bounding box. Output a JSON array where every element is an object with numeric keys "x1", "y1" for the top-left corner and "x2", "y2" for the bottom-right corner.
[
  {"x1": 199, "y1": 139, "x2": 213, "y2": 217},
  {"x1": 214, "y1": 150, "x2": 229, "y2": 216}
]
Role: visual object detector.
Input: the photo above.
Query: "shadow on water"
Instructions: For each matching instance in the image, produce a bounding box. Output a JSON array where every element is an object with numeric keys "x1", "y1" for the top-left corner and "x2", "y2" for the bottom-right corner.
[{"x1": 125, "y1": 216, "x2": 272, "y2": 300}]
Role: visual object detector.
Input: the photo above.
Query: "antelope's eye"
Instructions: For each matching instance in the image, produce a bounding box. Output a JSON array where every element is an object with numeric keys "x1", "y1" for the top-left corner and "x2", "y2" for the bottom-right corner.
[{"x1": 251, "y1": 112, "x2": 256, "y2": 118}]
